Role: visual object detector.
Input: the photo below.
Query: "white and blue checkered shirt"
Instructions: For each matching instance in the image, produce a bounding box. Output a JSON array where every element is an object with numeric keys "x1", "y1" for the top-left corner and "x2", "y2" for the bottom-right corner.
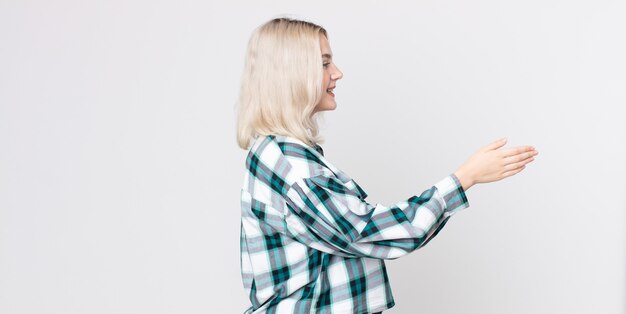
[{"x1": 240, "y1": 134, "x2": 470, "y2": 313}]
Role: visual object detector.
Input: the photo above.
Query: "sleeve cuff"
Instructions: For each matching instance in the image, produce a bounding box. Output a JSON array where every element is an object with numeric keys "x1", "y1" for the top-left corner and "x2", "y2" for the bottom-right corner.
[{"x1": 434, "y1": 173, "x2": 470, "y2": 217}]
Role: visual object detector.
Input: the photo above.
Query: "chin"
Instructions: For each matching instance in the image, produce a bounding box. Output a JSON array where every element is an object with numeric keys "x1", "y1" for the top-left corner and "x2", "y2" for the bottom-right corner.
[
  {"x1": 314, "y1": 102, "x2": 337, "y2": 113},
  {"x1": 323, "y1": 102, "x2": 337, "y2": 111}
]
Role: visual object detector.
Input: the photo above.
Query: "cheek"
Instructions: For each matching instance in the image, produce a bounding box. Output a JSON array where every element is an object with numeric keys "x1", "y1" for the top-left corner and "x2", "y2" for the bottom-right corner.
[{"x1": 323, "y1": 73, "x2": 330, "y2": 86}]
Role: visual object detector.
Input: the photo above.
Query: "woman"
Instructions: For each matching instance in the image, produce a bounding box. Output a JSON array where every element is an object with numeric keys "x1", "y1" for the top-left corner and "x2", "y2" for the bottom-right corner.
[{"x1": 235, "y1": 17, "x2": 538, "y2": 314}]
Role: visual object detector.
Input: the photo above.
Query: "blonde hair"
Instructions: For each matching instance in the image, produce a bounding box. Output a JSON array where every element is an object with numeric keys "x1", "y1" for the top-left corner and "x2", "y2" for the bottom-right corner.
[{"x1": 235, "y1": 17, "x2": 328, "y2": 150}]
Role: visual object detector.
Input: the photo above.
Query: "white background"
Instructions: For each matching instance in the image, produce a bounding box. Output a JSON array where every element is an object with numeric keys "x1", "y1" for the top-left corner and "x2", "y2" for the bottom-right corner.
[{"x1": 1, "y1": 0, "x2": 625, "y2": 313}]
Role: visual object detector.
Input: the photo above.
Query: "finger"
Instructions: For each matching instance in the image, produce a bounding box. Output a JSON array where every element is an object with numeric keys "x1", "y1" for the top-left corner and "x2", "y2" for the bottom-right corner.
[
  {"x1": 503, "y1": 150, "x2": 537, "y2": 164},
  {"x1": 503, "y1": 156, "x2": 534, "y2": 171},
  {"x1": 502, "y1": 146, "x2": 536, "y2": 158},
  {"x1": 502, "y1": 165, "x2": 526, "y2": 178},
  {"x1": 484, "y1": 137, "x2": 507, "y2": 151}
]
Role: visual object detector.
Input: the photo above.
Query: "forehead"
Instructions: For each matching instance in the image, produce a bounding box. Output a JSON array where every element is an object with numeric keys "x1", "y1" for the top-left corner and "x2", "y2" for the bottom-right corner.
[{"x1": 319, "y1": 34, "x2": 332, "y2": 57}]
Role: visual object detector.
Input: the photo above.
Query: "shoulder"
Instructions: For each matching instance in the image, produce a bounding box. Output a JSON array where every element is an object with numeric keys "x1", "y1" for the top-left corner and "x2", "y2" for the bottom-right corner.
[
  {"x1": 245, "y1": 134, "x2": 333, "y2": 186},
  {"x1": 244, "y1": 134, "x2": 369, "y2": 203}
]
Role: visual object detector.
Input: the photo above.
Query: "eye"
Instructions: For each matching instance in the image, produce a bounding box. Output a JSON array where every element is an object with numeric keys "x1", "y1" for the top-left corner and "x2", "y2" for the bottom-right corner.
[{"x1": 323, "y1": 62, "x2": 330, "y2": 68}]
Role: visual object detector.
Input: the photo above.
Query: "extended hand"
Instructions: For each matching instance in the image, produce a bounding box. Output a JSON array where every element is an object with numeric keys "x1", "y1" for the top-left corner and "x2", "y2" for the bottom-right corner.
[{"x1": 454, "y1": 138, "x2": 538, "y2": 191}]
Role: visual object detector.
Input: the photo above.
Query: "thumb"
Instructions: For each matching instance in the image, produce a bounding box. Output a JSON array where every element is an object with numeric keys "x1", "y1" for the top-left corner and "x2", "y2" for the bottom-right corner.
[{"x1": 484, "y1": 137, "x2": 507, "y2": 151}]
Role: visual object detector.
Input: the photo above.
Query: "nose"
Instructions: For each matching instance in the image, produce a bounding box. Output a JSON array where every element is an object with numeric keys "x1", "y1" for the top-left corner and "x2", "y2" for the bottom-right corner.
[{"x1": 331, "y1": 65, "x2": 343, "y2": 80}]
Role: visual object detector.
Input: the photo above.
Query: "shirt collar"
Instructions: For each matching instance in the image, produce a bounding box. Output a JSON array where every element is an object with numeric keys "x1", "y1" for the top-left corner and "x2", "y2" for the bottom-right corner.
[{"x1": 271, "y1": 134, "x2": 324, "y2": 156}]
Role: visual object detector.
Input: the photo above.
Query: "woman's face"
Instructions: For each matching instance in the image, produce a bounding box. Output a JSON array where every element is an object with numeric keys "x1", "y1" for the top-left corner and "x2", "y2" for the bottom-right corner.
[{"x1": 313, "y1": 34, "x2": 343, "y2": 113}]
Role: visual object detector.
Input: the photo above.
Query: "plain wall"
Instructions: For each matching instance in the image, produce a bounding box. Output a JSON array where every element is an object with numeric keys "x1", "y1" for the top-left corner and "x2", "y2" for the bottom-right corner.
[{"x1": 1, "y1": 0, "x2": 624, "y2": 313}]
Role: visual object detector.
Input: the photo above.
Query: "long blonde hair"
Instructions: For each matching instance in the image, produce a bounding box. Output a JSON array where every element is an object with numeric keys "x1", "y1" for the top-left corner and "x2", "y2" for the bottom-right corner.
[{"x1": 235, "y1": 17, "x2": 328, "y2": 150}]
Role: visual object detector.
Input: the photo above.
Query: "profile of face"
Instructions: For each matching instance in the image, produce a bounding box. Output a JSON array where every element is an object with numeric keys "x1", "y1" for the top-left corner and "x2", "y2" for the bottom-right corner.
[{"x1": 313, "y1": 34, "x2": 343, "y2": 113}]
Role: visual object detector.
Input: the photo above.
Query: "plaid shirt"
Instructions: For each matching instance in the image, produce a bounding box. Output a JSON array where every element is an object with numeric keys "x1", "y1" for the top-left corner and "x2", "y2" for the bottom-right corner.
[{"x1": 240, "y1": 134, "x2": 470, "y2": 313}]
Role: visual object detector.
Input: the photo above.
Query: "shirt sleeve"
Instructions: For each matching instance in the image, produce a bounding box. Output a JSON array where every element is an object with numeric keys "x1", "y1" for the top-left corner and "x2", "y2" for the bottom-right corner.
[{"x1": 282, "y1": 173, "x2": 470, "y2": 259}]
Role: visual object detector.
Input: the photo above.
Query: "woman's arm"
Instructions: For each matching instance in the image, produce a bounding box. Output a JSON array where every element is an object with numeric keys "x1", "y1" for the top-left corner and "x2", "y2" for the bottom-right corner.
[{"x1": 275, "y1": 172, "x2": 469, "y2": 259}]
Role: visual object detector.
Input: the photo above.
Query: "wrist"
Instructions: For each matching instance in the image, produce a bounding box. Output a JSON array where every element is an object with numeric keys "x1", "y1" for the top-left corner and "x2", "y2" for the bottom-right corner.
[{"x1": 453, "y1": 169, "x2": 474, "y2": 191}]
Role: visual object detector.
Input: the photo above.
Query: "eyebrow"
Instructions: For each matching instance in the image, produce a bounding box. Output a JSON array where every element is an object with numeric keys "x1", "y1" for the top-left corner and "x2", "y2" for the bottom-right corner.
[{"x1": 322, "y1": 53, "x2": 333, "y2": 59}]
